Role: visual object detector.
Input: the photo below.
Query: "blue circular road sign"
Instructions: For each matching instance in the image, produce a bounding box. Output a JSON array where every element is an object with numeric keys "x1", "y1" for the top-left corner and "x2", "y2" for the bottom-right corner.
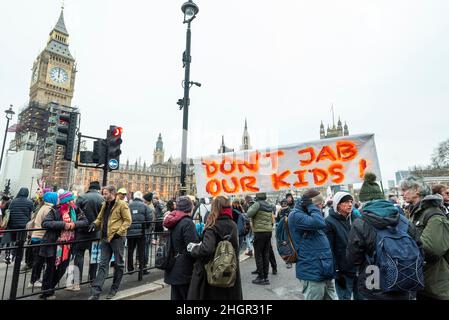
[{"x1": 108, "y1": 159, "x2": 119, "y2": 170}]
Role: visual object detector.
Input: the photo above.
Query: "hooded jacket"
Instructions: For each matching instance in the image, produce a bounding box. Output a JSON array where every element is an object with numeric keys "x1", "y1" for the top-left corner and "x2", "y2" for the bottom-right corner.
[
  {"x1": 163, "y1": 210, "x2": 199, "y2": 285},
  {"x1": 288, "y1": 200, "x2": 335, "y2": 282},
  {"x1": 346, "y1": 200, "x2": 422, "y2": 300},
  {"x1": 325, "y1": 208, "x2": 359, "y2": 275},
  {"x1": 409, "y1": 195, "x2": 449, "y2": 300},
  {"x1": 8, "y1": 188, "x2": 34, "y2": 229}
]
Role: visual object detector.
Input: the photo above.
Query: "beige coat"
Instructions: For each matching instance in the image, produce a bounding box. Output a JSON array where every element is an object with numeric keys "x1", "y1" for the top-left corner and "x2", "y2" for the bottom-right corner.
[{"x1": 31, "y1": 204, "x2": 54, "y2": 239}]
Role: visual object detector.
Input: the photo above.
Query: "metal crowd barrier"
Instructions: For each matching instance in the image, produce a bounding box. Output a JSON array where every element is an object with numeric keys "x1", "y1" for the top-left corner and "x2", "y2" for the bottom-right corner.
[{"x1": 0, "y1": 221, "x2": 168, "y2": 300}]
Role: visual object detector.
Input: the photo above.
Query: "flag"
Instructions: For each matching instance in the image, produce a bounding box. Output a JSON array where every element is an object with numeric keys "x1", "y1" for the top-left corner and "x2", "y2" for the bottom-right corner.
[{"x1": 7, "y1": 124, "x2": 18, "y2": 133}]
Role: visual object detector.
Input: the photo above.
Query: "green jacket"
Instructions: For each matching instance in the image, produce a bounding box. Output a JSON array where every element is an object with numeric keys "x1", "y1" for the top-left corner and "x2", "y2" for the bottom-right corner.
[
  {"x1": 247, "y1": 201, "x2": 273, "y2": 233},
  {"x1": 93, "y1": 199, "x2": 132, "y2": 242},
  {"x1": 411, "y1": 197, "x2": 449, "y2": 300}
]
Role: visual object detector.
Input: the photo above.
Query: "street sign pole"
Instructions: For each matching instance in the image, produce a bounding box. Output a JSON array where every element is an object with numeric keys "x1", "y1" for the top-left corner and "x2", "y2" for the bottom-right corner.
[{"x1": 102, "y1": 144, "x2": 108, "y2": 187}]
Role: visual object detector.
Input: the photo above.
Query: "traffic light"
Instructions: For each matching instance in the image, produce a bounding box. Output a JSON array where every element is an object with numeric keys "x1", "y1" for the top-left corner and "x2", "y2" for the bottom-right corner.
[
  {"x1": 56, "y1": 112, "x2": 78, "y2": 161},
  {"x1": 106, "y1": 125, "x2": 123, "y2": 170},
  {"x1": 92, "y1": 139, "x2": 107, "y2": 164},
  {"x1": 79, "y1": 151, "x2": 93, "y2": 164}
]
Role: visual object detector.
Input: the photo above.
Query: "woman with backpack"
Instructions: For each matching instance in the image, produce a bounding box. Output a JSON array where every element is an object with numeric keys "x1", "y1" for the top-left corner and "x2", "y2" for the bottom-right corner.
[{"x1": 186, "y1": 196, "x2": 243, "y2": 300}]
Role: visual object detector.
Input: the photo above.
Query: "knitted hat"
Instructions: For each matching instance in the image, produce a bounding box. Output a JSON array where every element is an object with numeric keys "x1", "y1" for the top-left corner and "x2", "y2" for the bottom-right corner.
[
  {"x1": 89, "y1": 181, "x2": 101, "y2": 190},
  {"x1": 59, "y1": 191, "x2": 75, "y2": 204},
  {"x1": 143, "y1": 192, "x2": 153, "y2": 202},
  {"x1": 177, "y1": 196, "x2": 193, "y2": 213},
  {"x1": 359, "y1": 172, "x2": 384, "y2": 202},
  {"x1": 43, "y1": 192, "x2": 59, "y2": 206}
]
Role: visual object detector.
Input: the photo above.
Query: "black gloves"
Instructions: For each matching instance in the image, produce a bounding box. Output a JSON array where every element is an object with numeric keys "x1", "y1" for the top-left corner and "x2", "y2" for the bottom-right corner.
[{"x1": 112, "y1": 234, "x2": 121, "y2": 241}]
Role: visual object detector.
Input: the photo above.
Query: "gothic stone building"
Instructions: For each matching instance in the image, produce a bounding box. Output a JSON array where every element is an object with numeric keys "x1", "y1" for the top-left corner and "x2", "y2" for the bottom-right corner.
[{"x1": 74, "y1": 134, "x2": 196, "y2": 200}]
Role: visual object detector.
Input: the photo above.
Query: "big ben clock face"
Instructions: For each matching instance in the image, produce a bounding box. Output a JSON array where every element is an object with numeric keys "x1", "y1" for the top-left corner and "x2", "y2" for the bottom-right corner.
[{"x1": 49, "y1": 67, "x2": 69, "y2": 84}]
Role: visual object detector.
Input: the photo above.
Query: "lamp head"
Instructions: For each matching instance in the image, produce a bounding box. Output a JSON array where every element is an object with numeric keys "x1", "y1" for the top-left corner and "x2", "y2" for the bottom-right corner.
[
  {"x1": 182, "y1": 1, "x2": 199, "y2": 24},
  {"x1": 5, "y1": 105, "x2": 15, "y2": 120}
]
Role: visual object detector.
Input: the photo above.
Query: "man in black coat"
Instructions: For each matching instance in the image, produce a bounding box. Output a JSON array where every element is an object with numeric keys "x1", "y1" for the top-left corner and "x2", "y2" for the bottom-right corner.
[
  {"x1": 7, "y1": 187, "x2": 34, "y2": 262},
  {"x1": 325, "y1": 191, "x2": 359, "y2": 300},
  {"x1": 70, "y1": 181, "x2": 104, "y2": 290},
  {"x1": 127, "y1": 191, "x2": 153, "y2": 274},
  {"x1": 163, "y1": 196, "x2": 199, "y2": 300},
  {"x1": 8, "y1": 187, "x2": 34, "y2": 230}
]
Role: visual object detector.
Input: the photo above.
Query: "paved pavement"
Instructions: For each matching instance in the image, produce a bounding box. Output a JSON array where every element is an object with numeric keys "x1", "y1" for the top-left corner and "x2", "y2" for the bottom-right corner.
[{"x1": 132, "y1": 238, "x2": 305, "y2": 300}]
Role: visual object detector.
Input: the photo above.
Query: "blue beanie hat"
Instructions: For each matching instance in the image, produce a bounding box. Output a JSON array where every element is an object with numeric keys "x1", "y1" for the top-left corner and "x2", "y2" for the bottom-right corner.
[{"x1": 43, "y1": 192, "x2": 59, "y2": 207}]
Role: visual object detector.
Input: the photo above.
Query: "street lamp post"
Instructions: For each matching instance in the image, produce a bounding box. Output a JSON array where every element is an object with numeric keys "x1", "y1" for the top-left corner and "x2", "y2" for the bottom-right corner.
[
  {"x1": 179, "y1": 0, "x2": 200, "y2": 196},
  {"x1": 0, "y1": 105, "x2": 15, "y2": 173}
]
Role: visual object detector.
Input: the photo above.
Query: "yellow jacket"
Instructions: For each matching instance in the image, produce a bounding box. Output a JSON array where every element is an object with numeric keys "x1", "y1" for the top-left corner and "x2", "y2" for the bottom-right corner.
[{"x1": 93, "y1": 199, "x2": 132, "y2": 242}]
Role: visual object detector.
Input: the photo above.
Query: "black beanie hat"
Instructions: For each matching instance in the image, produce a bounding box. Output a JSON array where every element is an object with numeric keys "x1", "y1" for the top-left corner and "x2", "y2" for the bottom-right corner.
[
  {"x1": 143, "y1": 192, "x2": 153, "y2": 202},
  {"x1": 89, "y1": 181, "x2": 101, "y2": 190},
  {"x1": 359, "y1": 172, "x2": 384, "y2": 202},
  {"x1": 177, "y1": 196, "x2": 193, "y2": 213}
]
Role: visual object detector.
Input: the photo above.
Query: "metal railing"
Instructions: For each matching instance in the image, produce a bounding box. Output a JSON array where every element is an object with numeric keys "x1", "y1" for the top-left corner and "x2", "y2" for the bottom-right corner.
[{"x1": 0, "y1": 221, "x2": 168, "y2": 300}]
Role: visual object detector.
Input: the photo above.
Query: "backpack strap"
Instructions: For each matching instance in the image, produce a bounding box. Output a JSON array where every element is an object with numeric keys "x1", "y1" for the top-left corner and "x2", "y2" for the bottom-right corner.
[
  {"x1": 422, "y1": 208, "x2": 446, "y2": 227},
  {"x1": 284, "y1": 217, "x2": 299, "y2": 260}
]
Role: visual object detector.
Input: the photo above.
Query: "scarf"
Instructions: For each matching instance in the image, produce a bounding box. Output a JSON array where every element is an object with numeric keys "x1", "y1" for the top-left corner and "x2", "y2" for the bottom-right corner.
[
  {"x1": 55, "y1": 203, "x2": 77, "y2": 267},
  {"x1": 220, "y1": 207, "x2": 233, "y2": 219}
]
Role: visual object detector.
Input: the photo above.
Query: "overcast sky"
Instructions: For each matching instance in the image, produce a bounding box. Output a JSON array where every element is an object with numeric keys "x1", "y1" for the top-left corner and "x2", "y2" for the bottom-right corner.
[{"x1": 1, "y1": 0, "x2": 448, "y2": 186}]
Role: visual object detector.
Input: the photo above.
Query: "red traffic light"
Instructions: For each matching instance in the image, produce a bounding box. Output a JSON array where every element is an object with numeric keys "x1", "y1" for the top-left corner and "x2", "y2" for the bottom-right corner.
[{"x1": 112, "y1": 127, "x2": 123, "y2": 137}]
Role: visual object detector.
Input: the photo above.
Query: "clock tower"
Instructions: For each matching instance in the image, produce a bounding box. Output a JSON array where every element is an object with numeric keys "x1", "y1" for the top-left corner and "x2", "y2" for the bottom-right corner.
[
  {"x1": 29, "y1": 8, "x2": 76, "y2": 106},
  {"x1": 10, "y1": 7, "x2": 78, "y2": 189}
]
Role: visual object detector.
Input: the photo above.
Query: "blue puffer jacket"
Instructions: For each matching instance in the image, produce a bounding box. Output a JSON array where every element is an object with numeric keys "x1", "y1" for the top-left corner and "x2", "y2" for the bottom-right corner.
[{"x1": 288, "y1": 201, "x2": 335, "y2": 282}]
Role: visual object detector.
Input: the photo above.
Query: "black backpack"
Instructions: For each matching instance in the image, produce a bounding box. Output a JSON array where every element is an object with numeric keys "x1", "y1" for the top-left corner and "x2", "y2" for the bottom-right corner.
[{"x1": 155, "y1": 232, "x2": 175, "y2": 271}]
